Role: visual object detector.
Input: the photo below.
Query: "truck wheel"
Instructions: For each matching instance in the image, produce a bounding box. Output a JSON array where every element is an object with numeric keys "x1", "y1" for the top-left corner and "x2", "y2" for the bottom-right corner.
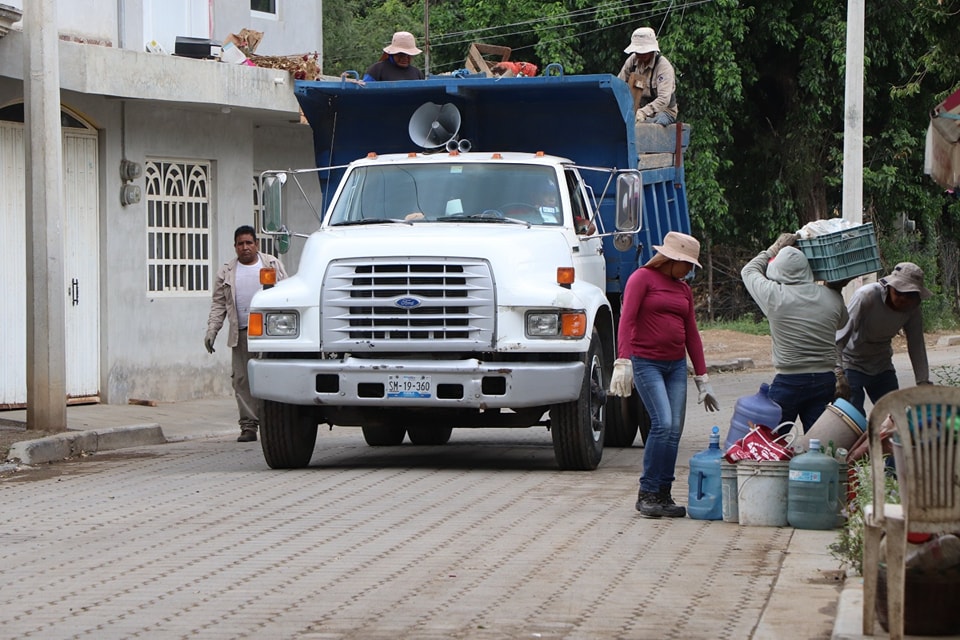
[
  {"x1": 551, "y1": 329, "x2": 605, "y2": 470},
  {"x1": 628, "y1": 392, "x2": 652, "y2": 446},
  {"x1": 605, "y1": 397, "x2": 639, "y2": 447},
  {"x1": 605, "y1": 392, "x2": 652, "y2": 447},
  {"x1": 260, "y1": 400, "x2": 319, "y2": 469},
  {"x1": 361, "y1": 425, "x2": 406, "y2": 446},
  {"x1": 407, "y1": 426, "x2": 453, "y2": 445}
]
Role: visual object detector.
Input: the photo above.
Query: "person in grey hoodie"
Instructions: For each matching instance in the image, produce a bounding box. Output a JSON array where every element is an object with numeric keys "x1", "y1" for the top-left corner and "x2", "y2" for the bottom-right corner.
[{"x1": 741, "y1": 234, "x2": 849, "y2": 433}]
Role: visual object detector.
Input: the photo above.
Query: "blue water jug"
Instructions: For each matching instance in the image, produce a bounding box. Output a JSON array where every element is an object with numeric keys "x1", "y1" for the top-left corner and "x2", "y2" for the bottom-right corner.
[
  {"x1": 724, "y1": 383, "x2": 783, "y2": 451},
  {"x1": 787, "y1": 438, "x2": 840, "y2": 530},
  {"x1": 688, "y1": 426, "x2": 724, "y2": 520}
]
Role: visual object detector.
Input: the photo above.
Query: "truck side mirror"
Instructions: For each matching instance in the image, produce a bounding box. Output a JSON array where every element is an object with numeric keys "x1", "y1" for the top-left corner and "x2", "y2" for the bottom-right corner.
[
  {"x1": 260, "y1": 172, "x2": 287, "y2": 233},
  {"x1": 615, "y1": 171, "x2": 642, "y2": 232}
]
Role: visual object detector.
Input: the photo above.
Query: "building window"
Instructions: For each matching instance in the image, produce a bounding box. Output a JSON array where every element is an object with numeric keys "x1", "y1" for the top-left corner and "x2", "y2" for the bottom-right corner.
[
  {"x1": 251, "y1": 0, "x2": 276, "y2": 16},
  {"x1": 145, "y1": 160, "x2": 211, "y2": 295}
]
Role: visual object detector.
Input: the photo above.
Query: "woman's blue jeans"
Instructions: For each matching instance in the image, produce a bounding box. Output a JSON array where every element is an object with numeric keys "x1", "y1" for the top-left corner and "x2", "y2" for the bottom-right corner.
[{"x1": 630, "y1": 357, "x2": 688, "y2": 493}]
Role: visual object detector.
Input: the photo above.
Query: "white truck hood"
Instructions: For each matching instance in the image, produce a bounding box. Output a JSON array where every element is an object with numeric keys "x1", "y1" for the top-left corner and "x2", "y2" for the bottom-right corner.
[{"x1": 254, "y1": 224, "x2": 594, "y2": 309}]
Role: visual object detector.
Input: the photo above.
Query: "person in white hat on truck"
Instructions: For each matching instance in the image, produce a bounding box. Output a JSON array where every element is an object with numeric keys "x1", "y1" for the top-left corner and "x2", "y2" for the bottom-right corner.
[
  {"x1": 836, "y1": 262, "x2": 933, "y2": 415},
  {"x1": 616, "y1": 27, "x2": 678, "y2": 126},
  {"x1": 363, "y1": 31, "x2": 425, "y2": 82}
]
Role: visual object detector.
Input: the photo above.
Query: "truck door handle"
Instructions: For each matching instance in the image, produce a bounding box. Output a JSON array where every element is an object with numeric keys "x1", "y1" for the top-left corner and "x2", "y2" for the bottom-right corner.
[{"x1": 69, "y1": 278, "x2": 79, "y2": 306}]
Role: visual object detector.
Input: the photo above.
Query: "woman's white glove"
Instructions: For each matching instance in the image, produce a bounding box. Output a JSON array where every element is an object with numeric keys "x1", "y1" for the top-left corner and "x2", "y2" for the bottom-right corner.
[
  {"x1": 609, "y1": 358, "x2": 633, "y2": 397},
  {"x1": 694, "y1": 374, "x2": 720, "y2": 412}
]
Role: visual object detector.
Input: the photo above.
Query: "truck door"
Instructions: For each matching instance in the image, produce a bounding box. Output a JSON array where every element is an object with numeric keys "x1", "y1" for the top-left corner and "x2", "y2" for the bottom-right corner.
[{"x1": 564, "y1": 169, "x2": 604, "y2": 289}]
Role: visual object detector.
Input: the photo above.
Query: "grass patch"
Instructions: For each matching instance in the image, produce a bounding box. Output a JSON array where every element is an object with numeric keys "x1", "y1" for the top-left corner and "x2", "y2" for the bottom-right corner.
[{"x1": 698, "y1": 316, "x2": 770, "y2": 336}]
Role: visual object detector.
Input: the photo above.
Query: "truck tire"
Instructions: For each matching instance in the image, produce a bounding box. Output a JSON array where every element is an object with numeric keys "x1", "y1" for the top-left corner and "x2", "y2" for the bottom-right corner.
[
  {"x1": 361, "y1": 425, "x2": 406, "y2": 446},
  {"x1": 627, "y1": 392, "x2": 652, "y2": 446},
  {"x1": 551, "y1": 330, "x2": 605, "y2": 470},
  {"x1": 605, "y1": 392, "x2": 652, "y2": 447},
  {"x1": 407, "y1": 426, "x2": 453, "y2": 445},
  {"x1": 260, "y1": 400, "x2": 319, "y2": 469},
  {"x1": 605, "y1": 397, "x2": 639, "y2": 447}
]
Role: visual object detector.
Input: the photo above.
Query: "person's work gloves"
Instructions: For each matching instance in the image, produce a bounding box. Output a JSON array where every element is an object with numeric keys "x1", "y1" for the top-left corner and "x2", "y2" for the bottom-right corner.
[
  {"x1": 635, "y1": 110, "x2": 648, "y2": 123},
  {"x1": 834, "y1": 368, "x2": 851, "y2": 400},
  {"x1": 609, "y1": 358, "x2": 633, "y2": 397},
  {"x1": 204, "y1": 334, "x2": 216, "y2": 354},
  {"x1": 766, "y1": 232, "x2": 798, "y2": 257},
  {"x1": 694, "y1": 374, "x2": 720, "y2": 412}
]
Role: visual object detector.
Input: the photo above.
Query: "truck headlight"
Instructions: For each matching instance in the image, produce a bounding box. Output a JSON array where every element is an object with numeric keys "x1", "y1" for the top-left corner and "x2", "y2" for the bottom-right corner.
[
  {"x1": 265, "y1": 312, "x2": 299, "y2": 337},
  {"x1": 525, "y1": 311, "x2": 587, "y2": 338},
  {"x1": 527, "y1": 312, "x2": 559, "y2": 336}
]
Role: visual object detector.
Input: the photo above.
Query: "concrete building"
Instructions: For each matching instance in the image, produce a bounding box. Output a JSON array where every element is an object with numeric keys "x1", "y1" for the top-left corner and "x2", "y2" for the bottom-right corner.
[{"x1": 0, "y1": 0, "x2": 322, "y2": 407}]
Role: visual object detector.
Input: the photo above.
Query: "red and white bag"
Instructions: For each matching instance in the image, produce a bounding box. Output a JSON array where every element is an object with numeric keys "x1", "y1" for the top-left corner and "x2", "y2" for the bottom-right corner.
[{"x1": 724, "y1": 423, "x2": 795, "y2": 463}]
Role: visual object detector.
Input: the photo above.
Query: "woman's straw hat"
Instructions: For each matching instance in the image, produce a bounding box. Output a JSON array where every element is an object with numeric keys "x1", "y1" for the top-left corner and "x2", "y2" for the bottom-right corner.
[{"x1": 644, "y1": 231, "x2": 702, "y2": 268}]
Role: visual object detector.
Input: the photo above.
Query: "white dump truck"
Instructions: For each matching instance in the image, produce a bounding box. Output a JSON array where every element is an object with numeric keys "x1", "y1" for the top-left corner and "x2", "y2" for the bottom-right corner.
[{"x1": 248, "y1": 70, "x2": 692, "y2": 470}]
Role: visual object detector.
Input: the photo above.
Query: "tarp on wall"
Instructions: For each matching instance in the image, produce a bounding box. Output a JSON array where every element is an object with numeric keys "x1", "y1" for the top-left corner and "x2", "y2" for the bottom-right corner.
[{"x1": 925, "y1": 86, "x2": 960, "y2": 189}]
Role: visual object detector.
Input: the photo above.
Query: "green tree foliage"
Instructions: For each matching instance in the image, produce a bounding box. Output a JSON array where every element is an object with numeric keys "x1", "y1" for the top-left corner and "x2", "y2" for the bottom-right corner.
[{"x1": 322, "y1": 0, "x2": 960, "y2": 323}]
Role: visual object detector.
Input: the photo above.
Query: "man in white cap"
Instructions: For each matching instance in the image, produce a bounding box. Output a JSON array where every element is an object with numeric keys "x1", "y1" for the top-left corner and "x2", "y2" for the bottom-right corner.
[
  {"x1": 616, "y1": 27, "x2": 678, "y2": 126},
  {"x1": 836, "y1": 262, "x2": 933, "y2": 414},
  {"x1": 363, "y1": 31, "x2": 425, "y2": 82}
]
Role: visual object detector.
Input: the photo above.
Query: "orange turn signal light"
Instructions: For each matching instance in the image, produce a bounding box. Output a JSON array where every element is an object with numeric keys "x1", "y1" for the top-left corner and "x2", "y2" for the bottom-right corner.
[
  {"x1": 260, "y1": 267, "x2": 277, "y2": 286},
  {"x1": 561, "y1": 313, "x2": 587, "y2": 337},
  {"x1": 248, "y1": 313, "x2": 263, "y2": 337},
  {"x1": 557, "y1": 267, "x2": 575, "y2": 285}
]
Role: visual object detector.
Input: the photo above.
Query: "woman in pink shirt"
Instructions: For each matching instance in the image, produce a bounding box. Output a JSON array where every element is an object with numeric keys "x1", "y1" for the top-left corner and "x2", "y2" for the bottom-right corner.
[{"x1": 610, "y1": 232, "x2": 719, "y2": 518}]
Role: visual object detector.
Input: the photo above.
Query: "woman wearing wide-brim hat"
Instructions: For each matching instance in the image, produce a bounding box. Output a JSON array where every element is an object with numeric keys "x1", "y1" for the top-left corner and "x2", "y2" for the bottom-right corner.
[
  {"x1": 609, "y1": 231, "x2": 719, "y2": 518},
  {"x1": 363, "y1": 31, "x2": 425, "y2": 82}
]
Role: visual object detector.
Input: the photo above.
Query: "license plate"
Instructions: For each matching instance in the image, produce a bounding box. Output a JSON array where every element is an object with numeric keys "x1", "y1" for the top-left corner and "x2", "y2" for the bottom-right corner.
[{"x1": 387, "y1": 374, "x2": 432, "y2": 399}]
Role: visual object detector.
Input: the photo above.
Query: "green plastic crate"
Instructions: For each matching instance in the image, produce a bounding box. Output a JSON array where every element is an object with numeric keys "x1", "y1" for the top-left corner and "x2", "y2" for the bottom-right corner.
[{"x1": 796, "y1": 222, "x2": 882, "y2": 283}]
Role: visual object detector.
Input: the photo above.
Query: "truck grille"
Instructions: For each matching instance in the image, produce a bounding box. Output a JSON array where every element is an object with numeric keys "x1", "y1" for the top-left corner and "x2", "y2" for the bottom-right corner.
[{"x1": 321, "y1": 258, "x2": 496, "y2": 350}]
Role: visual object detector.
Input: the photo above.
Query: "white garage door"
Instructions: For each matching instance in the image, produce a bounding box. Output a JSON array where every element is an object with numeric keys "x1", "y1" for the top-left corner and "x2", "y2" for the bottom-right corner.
[{"x1": 0, "y1": 114, "x2": 100, "y2": 406}]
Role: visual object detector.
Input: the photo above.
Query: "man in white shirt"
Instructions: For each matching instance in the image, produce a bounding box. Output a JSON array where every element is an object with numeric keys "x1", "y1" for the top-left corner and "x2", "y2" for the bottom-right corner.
[{"x1": 205, "y1": 226, "x2": 287, "y2": 442}]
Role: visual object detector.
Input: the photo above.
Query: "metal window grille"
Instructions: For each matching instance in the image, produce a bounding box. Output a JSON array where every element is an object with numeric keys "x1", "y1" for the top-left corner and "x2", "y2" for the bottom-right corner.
[{"x1": 145, "y1": 160, "x2": 211, "y2": 295}]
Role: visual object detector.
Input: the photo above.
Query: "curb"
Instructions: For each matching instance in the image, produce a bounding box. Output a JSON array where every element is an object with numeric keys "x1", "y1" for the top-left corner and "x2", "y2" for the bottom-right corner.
[
  {"x1": 832, "y1": 577, "x2": 865, "y2": 639},
  {"x1": 5, "y1": 423, "x2": 165, "y2": 465}
]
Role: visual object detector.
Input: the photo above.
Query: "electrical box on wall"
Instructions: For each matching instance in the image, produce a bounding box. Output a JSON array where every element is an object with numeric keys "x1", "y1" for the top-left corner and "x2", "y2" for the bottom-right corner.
[{"x1": 120, "y1": 183, "x2": 141, "y2": 206}]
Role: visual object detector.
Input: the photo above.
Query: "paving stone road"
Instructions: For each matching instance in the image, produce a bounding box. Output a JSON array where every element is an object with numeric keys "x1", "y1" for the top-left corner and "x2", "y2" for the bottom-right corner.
[{"x1": 1, "y1": 374, "x2": 842, "y2": 639}]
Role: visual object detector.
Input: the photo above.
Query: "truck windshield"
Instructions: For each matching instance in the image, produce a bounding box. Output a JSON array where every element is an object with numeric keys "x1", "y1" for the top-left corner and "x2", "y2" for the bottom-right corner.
[{"x1": 327, "y1": 163, "x2": 564, "y2": 226}]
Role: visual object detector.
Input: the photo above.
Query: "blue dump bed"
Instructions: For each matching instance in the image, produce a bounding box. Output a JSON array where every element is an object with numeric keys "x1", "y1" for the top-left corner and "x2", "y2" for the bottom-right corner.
[{"x1": 294, "y1": 72, "x2": 691, "y2": 295}]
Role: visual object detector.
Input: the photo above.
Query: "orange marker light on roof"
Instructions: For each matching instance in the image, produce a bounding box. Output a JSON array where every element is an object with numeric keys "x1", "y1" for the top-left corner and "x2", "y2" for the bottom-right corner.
[
  {"x1": 260, "y1": 267, "x2": 277, "y2": 286},
  {"x1": 408, "y1": 151, "x2": 417, "y2": 157},
  {"x1": 535, "y1": 151, "x2": 545, "y2": 157},
  {"x1": 449, "y1": 150, "x2": 460, "y2": 156},
  {"x1": 557, "y1": 267, "x2": 575, "y2": 285},
  {"x1": 491, "y1": 153, "x2": 502, "y2": 159},
  {"x1": 366, "y1": 151, "x2": 377, "y2": 159}
]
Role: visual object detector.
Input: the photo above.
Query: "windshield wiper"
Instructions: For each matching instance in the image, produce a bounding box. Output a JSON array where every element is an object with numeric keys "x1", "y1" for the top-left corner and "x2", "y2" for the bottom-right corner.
[
  {"x1": 330, "y1": 218, "x2": 411, "y2": 227},
  {"x1": 436, "y1": 215, "x2": 529, "y2": 225}
]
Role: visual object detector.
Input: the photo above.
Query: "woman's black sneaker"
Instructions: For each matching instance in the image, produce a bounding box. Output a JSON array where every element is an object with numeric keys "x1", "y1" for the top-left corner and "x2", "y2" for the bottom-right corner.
[{"x1": 656, "y1": 491, "x2": 687, "y2": 518}]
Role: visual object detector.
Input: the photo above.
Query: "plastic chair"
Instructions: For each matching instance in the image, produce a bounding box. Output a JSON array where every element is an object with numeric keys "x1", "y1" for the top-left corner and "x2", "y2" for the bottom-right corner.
[{"x1": 861, "y1": 385, "x2": 960, "y2": 639}]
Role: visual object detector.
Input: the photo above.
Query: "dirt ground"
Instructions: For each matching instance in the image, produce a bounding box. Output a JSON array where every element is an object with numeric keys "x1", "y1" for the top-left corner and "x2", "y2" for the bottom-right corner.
[{"x1": 0, "y1": 329, "x2": 954, "y2": 461}]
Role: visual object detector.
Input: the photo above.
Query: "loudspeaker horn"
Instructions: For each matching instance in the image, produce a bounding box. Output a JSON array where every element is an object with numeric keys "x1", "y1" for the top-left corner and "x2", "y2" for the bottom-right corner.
[{"x1": 409, "y1": 102, "x2": 461, "y2": 149}]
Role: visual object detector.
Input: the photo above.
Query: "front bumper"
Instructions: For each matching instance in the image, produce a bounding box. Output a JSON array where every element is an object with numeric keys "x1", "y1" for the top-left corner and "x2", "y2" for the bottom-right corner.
[{"x1": 249, "y1": 356, "x2": 584, "y2": 408}]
